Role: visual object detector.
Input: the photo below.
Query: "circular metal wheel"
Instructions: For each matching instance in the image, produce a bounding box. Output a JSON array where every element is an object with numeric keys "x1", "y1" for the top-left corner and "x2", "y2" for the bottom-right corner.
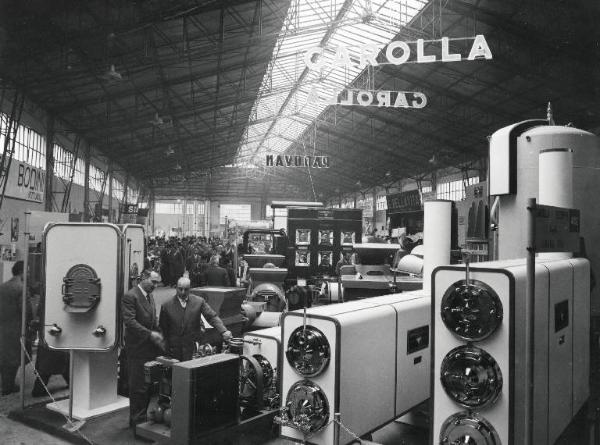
[
  {"x1": 286, "y1": 326, "x2": 331, "y2": 377},
  {"x1": 286, "y1": 380, "x2": 329, "y2": 434},
  {"x1": 439, "y1": 412, "x2": 501, "y2": 445},
  {"x1": 239, "y1": 355, "x2": 263, "y2": 408},
  {"x1": 440, "y1": 345, "x2": 503, "y2": 409},
  {"x1": 253, "y1": 354, "x2": 274, "y2": 388},
  {"x1": 441, "y1": 279, "x2": 503, "y2": 341}
]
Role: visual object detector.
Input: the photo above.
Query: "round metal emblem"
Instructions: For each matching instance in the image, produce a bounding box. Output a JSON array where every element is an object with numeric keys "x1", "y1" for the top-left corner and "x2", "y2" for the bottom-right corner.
[
  {"x1": 441, "y1": 279, "x2": 503, "y2": 341},
  {"x1": 440, "y1": 345, "x2": 503, "y2": 409},
  {"x1": 439, "y1": 412, "x2": 501, "y2": 445},
  {"x1": 286, "y1": 325, "x2": 330, "y2": 377},
  {"x1": 285, "y1": 380, "x2": 329, "y2": 434}
]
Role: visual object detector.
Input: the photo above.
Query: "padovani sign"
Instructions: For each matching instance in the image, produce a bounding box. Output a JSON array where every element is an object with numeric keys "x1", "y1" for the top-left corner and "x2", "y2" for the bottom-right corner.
[{"x1": 266, "y1": 155, "x2": 330, "y2": 168}]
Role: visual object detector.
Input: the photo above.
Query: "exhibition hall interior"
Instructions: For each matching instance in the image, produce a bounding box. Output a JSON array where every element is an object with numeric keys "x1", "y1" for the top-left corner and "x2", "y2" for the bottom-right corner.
[{"x1": 0, "y1": 0, "x2": 599, "y2": 444}]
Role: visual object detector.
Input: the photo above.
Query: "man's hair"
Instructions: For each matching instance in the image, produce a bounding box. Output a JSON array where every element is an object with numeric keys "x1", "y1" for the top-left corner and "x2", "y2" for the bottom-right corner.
[
  {"x1": 140, "y1": 269, "x2": 161, "y2": 282},
  {"x1": 12, "y1": 260, "x2": 24, "y2": 276},
  {"x1": 177, "y1": 276, "x2": 191, "y2": 288}
]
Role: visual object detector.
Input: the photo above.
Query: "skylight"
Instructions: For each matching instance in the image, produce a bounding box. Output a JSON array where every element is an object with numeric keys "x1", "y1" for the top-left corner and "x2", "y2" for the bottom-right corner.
[{"x1": 235, "y1": 0, "x2": 429, "y2": 166}]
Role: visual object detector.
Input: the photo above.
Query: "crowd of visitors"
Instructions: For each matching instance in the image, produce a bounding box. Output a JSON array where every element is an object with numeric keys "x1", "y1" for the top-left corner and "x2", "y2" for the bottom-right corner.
[{"x1": 146, "y1": 236, "x2": 237, "y2": 288}]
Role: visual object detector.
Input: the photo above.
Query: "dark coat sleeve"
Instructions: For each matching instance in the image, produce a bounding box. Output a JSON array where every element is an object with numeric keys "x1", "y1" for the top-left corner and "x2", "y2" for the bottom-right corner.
[
  {"x1": 222, "y1": 269, "x2": 231, "y2": 287},
  {"x1": 158, "y1": 303, "x2": 169, "y2": 341},
  {"x1": 199, "y1": 299, "x2": 227, "y2": 334},
  {"x1": 121, "y1": 289, "x2": 151, "y2": 342}
]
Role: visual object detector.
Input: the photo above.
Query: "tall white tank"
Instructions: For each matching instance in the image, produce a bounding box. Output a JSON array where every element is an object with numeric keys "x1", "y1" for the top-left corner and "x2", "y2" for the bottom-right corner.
[{"x1": 496, "y1": 125, "x2": 600, "y2": 309}]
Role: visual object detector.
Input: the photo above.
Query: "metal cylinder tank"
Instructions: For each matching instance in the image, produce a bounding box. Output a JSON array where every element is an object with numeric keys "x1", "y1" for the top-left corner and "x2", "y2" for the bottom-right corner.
[{"x1": 496, "y1": 125, "x2": 600, "y2": 308}]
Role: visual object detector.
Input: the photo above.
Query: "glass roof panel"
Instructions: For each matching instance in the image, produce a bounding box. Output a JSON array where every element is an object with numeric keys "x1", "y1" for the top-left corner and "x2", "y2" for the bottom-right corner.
[{"x1": 235, "y1": 0, "x2": 429, "y2": 166}]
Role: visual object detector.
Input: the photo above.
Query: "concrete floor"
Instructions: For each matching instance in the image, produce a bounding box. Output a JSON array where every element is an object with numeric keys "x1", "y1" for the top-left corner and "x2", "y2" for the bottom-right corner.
[{"x1": 0, "y1": 361, "x2": 71, "y2": 444}]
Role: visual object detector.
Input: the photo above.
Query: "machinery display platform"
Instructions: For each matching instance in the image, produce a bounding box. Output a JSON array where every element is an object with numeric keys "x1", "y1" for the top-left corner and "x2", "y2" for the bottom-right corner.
[
  {"x1": 7, "y1": 399, "x2": 594, "y2": 444},
  {"x1": 136, "y1": 409, "x2": 278, "y2": 445}
]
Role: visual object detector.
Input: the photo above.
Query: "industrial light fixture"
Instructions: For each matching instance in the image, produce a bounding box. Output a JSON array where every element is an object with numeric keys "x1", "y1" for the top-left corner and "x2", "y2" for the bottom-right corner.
[
  {"x1": 150, "y1": 113, "x2": 165, "y2": 126},
  {"x1": 150, "y1": 112, "x2": 172, "y2": 126},
  {"x1": 102, "y1": 64, "x2": 122, "y2": 81}
]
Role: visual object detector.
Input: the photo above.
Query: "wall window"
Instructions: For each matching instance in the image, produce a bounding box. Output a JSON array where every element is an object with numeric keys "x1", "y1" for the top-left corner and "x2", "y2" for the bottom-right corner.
[
  {"x1": 0, "y1": 113, "x2": 46, "y2": 169},
  {"x1": 376, "y1": 193, "x2": 387, "y2": 210},
  {"x1": 89, "y1": 164, "x2": 107, "y2": 192},
  {"x1": 112, "y1": 177, "x2": 124, "y2": 201},
  {"x1": 155, "y1": 202, "x2": 183, "y2": 214},
  {"x1": 54, "y1": 144, "x2": 75, "y2": 180},
  {"x1": 357, "y1": 196, "x2": 373, "y2": 211},
  {"x1": 220, "y1": 204, "x2": 251, "y2": 224},
  {"x1": 436, "y1": 176, "x2": 479, "y2": 201}
]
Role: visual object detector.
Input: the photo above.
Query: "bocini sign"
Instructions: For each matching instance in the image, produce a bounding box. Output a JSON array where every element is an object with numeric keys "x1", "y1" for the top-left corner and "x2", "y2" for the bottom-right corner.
[{"x1": 0, "y1": 160, "x2": 45, "y2": 203}]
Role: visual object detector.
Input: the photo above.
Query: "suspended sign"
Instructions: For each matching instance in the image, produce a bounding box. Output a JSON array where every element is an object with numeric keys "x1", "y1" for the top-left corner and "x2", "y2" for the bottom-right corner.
[
  {"x1": 266, "y1": 155, "x2": 330, "y2": 168},
  {"x1": 0, "y1": 160, "x2": 45, "y2": 203},
  {"x1": 120, "y1": 203, "x2": 138, "y2": 224},
  {"x1": 304, "y1": 35, "x2": 492, "y2": 70},
  {"x1": 386, "y1": 190, "x2": 422, "y2": 214},
  {"x1": 307, "y1": 88, "x2": 427, "y2": 108}
]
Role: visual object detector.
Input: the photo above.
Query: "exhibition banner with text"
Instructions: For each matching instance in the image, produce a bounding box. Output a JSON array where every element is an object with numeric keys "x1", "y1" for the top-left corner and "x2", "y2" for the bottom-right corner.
[{"x1": 0, "y1": 160, "x2": 45, "y2": 203}]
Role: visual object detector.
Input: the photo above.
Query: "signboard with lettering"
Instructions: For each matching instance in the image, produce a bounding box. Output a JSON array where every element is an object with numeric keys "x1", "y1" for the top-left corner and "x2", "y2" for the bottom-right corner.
[
  {"x1": 307, "y1": 88, "x2": 427, "y2": 108},
  {"x1": 535, "y1": 205, "x2": 580, "y2": 253},
  {"x1": 266, "y1": 155, "x2": 329, "y2": 168},
  {"x1": 386, "y1": 190, "x2": 422, "y2": 214},
  {"x1": 304, "y1": 35, "x2": 492, "y2": 70},
  {"x1": 0, "y1": 160, "x2": 45, "y2": 203},
  {"x1": 120, "y1": 203, "x2": 139, "y2": 224}
]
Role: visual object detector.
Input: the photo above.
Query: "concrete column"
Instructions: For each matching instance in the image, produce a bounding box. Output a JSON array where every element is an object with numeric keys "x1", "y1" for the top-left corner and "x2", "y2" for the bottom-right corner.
[
  {"x1": 83, "y1": 143, "x2": 90, "y2": 221},
  {"x1": 44, "y1": 116, "x2": 54, "y2": 211},
  {"x1": 107, "y1": 166, "x2": 113, "y2": 223}
]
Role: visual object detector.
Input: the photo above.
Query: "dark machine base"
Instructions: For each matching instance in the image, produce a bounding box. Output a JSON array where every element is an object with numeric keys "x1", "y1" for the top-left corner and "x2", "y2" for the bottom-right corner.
[{"x1": 136, "y1": 409, "x2": 279, "y2": 445}]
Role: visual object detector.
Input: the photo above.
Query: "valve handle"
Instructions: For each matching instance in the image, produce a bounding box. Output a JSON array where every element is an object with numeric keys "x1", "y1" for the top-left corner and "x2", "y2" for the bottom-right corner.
[
  {"x1": 92, "y1": 325, "x2": 106, "y2": 337},
  {"x1": 49, "y1": 323, "x2": 62, "y2": 336}
]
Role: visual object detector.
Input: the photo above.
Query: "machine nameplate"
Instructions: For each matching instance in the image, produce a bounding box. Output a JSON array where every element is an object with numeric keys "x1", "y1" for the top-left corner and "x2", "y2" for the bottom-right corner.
[
  {"x1": 554, "y1": 300, "x2": 569, "y2": 332},
  {"x1": 535, "y1": 205, "x2": 580, "y2": 253},
  {"x1": 407, "y1": 325, "x2": 429, "y2": 354}
]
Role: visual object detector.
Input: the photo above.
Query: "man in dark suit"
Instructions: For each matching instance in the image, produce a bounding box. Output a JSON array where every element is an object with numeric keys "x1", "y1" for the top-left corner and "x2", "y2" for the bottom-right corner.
[
  {"x1": 121, "y1": 270, "x2": 164, "y2": 428},
  {"x1": 200, "y1": 255, "x2": 231, "y2": 287},
  {"x1": 159, "y1": 276, "x2": 232, "y2": 361},
  {"x1": 0, "y1": 261, "x2": 29, "y2": 395}
]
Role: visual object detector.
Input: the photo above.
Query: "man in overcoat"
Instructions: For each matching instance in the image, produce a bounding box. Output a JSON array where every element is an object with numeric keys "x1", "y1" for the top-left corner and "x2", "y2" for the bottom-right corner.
[
  {"x1": 200, "y1": 255, "x2": 231, "y2": 287},
  {"x1": 0, "y1": 260, "x2": 28, "y2": 395},
  {"x1": 159, "y1": 276, "x2": 232, "y2": 361},
  {"x1": 121, "y1": 270, "x2": 164, "y2": 428}
]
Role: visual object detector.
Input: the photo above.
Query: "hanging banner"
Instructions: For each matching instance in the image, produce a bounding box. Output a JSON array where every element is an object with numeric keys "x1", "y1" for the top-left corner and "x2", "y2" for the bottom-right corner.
[
  {"x1": 307, "y1": 88, "x2": 427, "y2": 108},
  {"x1": 0, "y1": 160, "x2": 45, "y2": 203},
  {"x1": 266, "y1": 154, "x2": 330, "y2": 168},
  {"x1": 120, "y1": 203, "x2": 139, "y2": 224},
  {"x1": 304, "y1": 35, "x2": 492, "y2": 70},
  {"x1": 386, "y1": 190, "x2": 422, "y2": 214}
]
